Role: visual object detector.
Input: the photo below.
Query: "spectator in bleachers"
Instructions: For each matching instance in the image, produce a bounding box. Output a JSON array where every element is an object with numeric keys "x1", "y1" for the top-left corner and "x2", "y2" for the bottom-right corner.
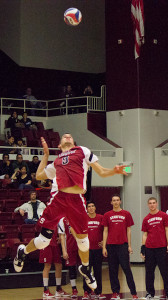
[
  {"x1": 29, "y1": 156, "x2": 40, "y2": 178},
  {"x1": 20, "y1": 112, "x2": 37, "y2": 130},
  {"x1": 1, "y1": 174, "x2": 12, "y2": 188},
  {"x1": 6, "y1": 111, "x2": 21, "y2": 129},
  {"x1": 23, "y1": 88, "x2": 44, "y2": 115},
  {"x1": 16, "y1": 138, "x2": 29, "y2": 155},
  {"x1": 4, "y1": 136, "x2": 17, "y2": 154},
  {"x1": 12, "y1": 154, "x2": 29, "y2": 173},
  {"x1": 14, "y1": 190, "x2": 46, "y2": 224},
  {"x1": 11, "y1": 165, "x2": 33, "y2": 190},
  {"x1": 6, "y1": 111, "x2": 24, "y2": 139},
  {"x1": 0, "y1": 153, "x2": 13, "y2": 177},
  {"x1": 83, "y1": 85, "x2": 94, "y2": 96}
]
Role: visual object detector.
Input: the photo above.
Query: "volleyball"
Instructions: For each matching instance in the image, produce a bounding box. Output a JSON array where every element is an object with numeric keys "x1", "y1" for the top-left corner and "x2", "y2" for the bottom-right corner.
[{"x1": 64, "y1": 8, "x2": 82, "y2": 26}]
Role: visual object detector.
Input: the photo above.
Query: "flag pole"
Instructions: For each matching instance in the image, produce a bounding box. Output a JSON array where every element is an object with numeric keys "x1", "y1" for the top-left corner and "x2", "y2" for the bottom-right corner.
[{"x1": 136, "y1": 58, "x2": 140, "y2": 107}]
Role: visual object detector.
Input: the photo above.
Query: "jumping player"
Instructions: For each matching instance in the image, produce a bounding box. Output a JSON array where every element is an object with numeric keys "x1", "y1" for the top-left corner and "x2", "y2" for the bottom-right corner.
[
  {"x1": 13, "y1": 133, "x2": 127, "y2": 291},
  {"x1": 58, "y1": 217, "x2": 79, "y2": 297}
]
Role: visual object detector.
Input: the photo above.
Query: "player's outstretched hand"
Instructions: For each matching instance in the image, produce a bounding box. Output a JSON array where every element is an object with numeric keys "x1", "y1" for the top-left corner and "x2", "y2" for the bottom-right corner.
[
  {"x1": 41, "y1": 137, "x2": 49, "y2": 156},
  {"x1": 114, "y1": 165, "x2": 128, "y2": 175}
]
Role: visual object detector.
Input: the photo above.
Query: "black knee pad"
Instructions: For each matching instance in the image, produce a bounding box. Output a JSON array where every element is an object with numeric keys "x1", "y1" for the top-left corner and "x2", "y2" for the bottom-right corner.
[{"x1": 41, "y1": 227, "x2": 54, "y2": 239}]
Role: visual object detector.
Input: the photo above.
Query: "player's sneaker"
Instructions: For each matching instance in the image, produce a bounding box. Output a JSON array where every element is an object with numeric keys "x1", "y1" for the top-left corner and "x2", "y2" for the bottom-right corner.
[
  {"x1": 13, "y1": 244, "x2": 26, "y2": 272},
  {"x1": 78, "y1": 265, "x2": 97, "y2": 290},
  {"x1": 55, "y1": 288, "x2": 70, "y2": 297},
  {"x1": 97, "y1": 294, "x2": 106, "y2": 299},
  {"x1": 145, "y1": 294, "x2": 154, "y2": 300},
  {"x1": 110, "y1": 293, "x2": 120, "y2": 300},
  {"x1": 71, "y1": 289, "x2": 78, "y2": 298},
  {"x1": 82, "y1": 291, "x2": 90, "y2": 300},
  {"x1": 132, "y1": 295, "x2": 138, "y2": 299},
  {"x1": 90, "y1": 291, "x2": 97, "y2": 298},
  {"x1": 43, "y1": 289, "x2": 55, "y2": 298}
]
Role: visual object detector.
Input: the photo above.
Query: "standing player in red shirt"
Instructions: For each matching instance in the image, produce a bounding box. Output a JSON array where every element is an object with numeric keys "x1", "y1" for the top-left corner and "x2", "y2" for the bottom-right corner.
[
  {"x1": 82, "y1": 201, "x2": 105, "y2": 300},
  {"x1": 14, "y1": 133, "x2": 127, "y2": 291},
  {"x1": 102, "y1": 195, "x2": 138, "y2": 300},
  {"x1": 141, "y1": 197, "x2": 168, "y2": 300},
  {"x1": 58, "y1": 217, "x2": 79, "y2": 297},
  {"x1": 39, "y1": 231, "x2": 69, "y2": 298}
]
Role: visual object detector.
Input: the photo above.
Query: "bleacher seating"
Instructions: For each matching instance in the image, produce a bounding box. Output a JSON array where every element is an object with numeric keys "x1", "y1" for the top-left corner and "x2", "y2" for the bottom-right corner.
[
  {"x1": 0, "y1": 239, "x2": 8, "y2": 259},
  {"x1": 0, "y1": 124, "x2": 62, "y2": 261},
  {"x1": 0, "y1": 212, "x2": 13, "y2": 225},
  {"x1": 5, "y1": 199, "x2": 19, "y2": 212}
]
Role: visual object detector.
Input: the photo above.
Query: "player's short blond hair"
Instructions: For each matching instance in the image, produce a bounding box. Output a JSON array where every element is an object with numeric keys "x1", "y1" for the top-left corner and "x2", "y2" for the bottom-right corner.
[{"x1": 147, "y1": 197, "x2": 157, "y2": 203}]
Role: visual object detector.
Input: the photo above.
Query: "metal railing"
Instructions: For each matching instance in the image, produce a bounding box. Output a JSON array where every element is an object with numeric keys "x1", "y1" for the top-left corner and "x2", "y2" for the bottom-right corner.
[
  {"x1": 0, "y1": 85, "x2": 106, "y2": 118},
  {"x1": 0, "y1": 146, "x2": 115, "y2": 158}
]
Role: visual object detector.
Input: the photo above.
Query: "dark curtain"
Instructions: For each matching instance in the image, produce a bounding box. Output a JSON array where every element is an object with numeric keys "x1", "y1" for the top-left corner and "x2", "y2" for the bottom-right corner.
[
  {"x1": 90, "y1": 186, "x2": 121, "y2": 215},
  {"x1": 160, "y1": 187, "x2": 168, "y2": 212}
]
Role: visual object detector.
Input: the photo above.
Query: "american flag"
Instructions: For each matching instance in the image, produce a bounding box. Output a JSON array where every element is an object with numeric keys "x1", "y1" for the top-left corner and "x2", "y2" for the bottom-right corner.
[{"x1": 131, "y1": 0, "x2": 144, "y2": 59}]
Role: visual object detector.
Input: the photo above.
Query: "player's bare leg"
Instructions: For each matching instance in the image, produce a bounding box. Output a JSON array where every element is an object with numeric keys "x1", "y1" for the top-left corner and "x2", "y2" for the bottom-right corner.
[
  {"x1": 43, "y1": 263, "x2": 55, "y2": 298},
  {"x1": 54, "y1": 263, "x2": 70, "y2": 297}
]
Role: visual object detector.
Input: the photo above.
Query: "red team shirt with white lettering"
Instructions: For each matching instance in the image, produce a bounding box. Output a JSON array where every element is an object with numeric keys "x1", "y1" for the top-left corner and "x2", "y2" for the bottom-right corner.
[
  {"x1": 102, "y1": 210, "x2": 134, "y2": 245},
  {"x1": 44, "y1": 146, "x2": 98, "y2": 191},
  {"x1": 88, "y1": 214, "x2": 103, "y2": 249},
  {"x1": 141, "y1": 211, "x2": 168, "y2": 248}
]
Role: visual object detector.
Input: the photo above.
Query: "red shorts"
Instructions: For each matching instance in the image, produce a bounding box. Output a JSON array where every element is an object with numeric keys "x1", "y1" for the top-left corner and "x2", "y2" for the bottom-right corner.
[
  {"x1": 39, "y1": 244, "x2": 62, "y2": 264},
  {"x1": 65, "y1": 250, "x2": 81, "y2": 267},
  {"x1": 38, "y1": 191, "x2": 88, "y2": 234}
]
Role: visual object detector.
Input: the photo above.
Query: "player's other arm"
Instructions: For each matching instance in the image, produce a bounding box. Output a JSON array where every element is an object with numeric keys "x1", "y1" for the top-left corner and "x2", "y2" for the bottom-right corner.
[
  {"x1": 36, "y1": 137, "x2": 49, "y2": 180},
  {"x1": 102, "y1": 226, "x2": 108, "y2": 257},
  {"x1": 59, "y1": 234, "x2": 68, "y2": 260},
  {"x1": 127, "y1": 227, "x2": 133, "y2": 254},
  {"x1": 90, "y1": 161, "x2": 127, "y2": 177},
  {"x1": 141, "y1": 231, "x2": 147, "y2": 260}
]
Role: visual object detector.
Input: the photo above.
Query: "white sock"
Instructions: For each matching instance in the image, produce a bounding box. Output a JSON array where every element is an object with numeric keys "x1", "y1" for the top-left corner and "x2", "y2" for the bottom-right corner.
[
  {"x1": 56, "y1": 278, "x2": 61, "y2": 286},
  {"x1": 70, "y1": 279, "x2": 76, "y2": 287},
  {"x1": 82, "y1": 261, "x2": 89, "y2": 266},
  {"x1": 43, "y1": 278, "x2": 49, "y2": 287},
  {"x1": 24, "y1": 247, "x2": 29, "y2": 254}
]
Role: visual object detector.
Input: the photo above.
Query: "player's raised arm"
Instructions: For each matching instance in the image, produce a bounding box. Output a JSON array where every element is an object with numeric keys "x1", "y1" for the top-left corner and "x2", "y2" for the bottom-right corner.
[
  {"x1": 36, "y1": 137, "x2": 49, "y2": 180},
  {"x1": 90, "y1": 161, "x2": 128, "y2": 177}
]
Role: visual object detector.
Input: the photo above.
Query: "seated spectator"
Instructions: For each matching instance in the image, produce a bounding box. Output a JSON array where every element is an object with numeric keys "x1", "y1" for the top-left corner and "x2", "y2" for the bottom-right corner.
[
  {"x1": 6, "y1": 110, "x2": 21, "y2": 129},
  {"x1": 6, "y1": 111, "x2": 24, "y2": 139},
  {"x1": 16, "y1": 138, "x2": 29, "y2": 155},
  {"x1": 29, "y1": 156, "x2": 40, "y2": 179},
  {"x1": 11, "y1": 165, "x2": 33, "y2": 190},
  {"x1": 1, "y1": 174, "x2": 12, "y2": 188},
  {"x1": 12, "y1": 154, "x2": 29, "y2": 173},
  {"x1": 14, "y1": 191, "x2": 46, "y2": 224},
  {"x1": 38, "y1": 179, "x2": 52, "y2": 189},
  {"x1": 0, "y1": 153, "x2": 13, "y2": 177},
  {"x1": 23, "y1": 88, "x2": 44, "y2": 115},
  {"x1": 20, "y1": 112, "x2": 37, "y2": 130},
  {"x1": 4, "y1": 136, "x2": 17, "y2": 154},
  {"x1": 83, "y1": 85, "x2": 94, "y2": 96}
]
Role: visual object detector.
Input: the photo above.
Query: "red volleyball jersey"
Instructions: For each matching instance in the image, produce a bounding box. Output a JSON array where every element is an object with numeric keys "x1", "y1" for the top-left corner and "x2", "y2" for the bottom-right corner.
[
  {"x1": 102, "y1": 209, "x2": 134, "y2": 245},
  {"x1": 87, "y1": 214, "x2": 103, "y2": 249},
  {"x1": 58, "y1": 217, "x2": 78, "y2": 251},
  {"x1": 141, "y1": 211, "x2": 168, "y2": 248},
  {"x1": 44, "y1": 146, "x2": 98, "y2": 191}
]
